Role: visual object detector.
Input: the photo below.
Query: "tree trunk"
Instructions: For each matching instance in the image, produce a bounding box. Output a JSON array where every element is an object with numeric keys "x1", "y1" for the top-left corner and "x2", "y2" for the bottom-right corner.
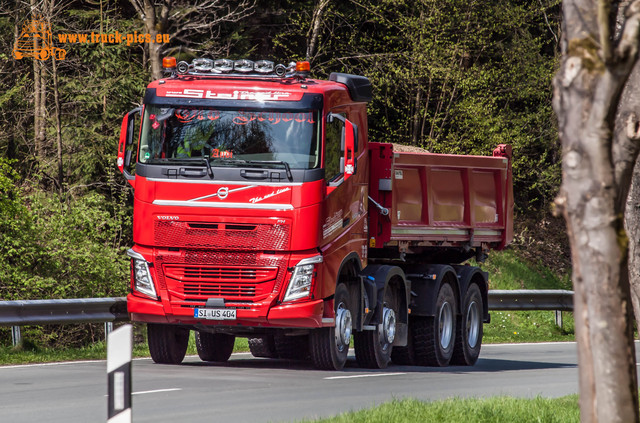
[
  {"x1": 51, "y1": 43, "x2": 63, "y2": 193},
  {"x1": 553, "y1": 1, "x2": 640, "y2": 422},
  {"x1": 627, "y1": 163, "x2": 640, "y2": 332},
  {"x1": 306, "y1": 0, "x2": 329, "y2": 62}
]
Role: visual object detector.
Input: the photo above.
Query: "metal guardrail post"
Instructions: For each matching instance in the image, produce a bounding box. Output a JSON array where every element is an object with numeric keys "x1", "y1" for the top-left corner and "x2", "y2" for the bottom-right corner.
[
  {"x1": 105, "y1": 322, "x2": 114, "y2": 341},
  {"x1": 555, "y1": 310, "x2": 563, "y2": 329},
  {"x1": 11, "y1": 326, "x2": 21, "y2": 347}
]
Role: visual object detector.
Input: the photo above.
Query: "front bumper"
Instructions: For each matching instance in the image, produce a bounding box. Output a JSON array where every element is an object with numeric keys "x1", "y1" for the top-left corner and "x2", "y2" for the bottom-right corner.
[{"x1": 128, "y1": 293, "x2": 327, "y2": 328}]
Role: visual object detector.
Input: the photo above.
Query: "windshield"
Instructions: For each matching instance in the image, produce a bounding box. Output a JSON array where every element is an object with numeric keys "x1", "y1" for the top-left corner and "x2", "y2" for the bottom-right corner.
[{"x1": 139, "y1": 106, "x2": 321, "y2": 169}]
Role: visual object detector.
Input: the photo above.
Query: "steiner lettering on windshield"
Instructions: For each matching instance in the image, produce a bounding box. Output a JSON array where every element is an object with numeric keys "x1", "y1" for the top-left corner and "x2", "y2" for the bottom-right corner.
[
  {"x1": 172, "y1": 109, "x2": 315, "y2": 126},
  {"x1": 175, "y1": 109, "x2": 220, "y2": 123},
  {"x1": 233, "y1": 111, "x2": 316, "y2": 125}
]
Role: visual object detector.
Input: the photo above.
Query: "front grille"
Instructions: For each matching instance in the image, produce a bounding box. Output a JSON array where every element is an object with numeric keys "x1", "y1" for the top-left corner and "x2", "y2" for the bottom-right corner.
[
  {"x1": 154, "y1": 221, "x2": 290, "y2": 250},
  {"x1": 155, "y1": 250, "x2": 288, "y2": 303},
  {"x1": 164, "y1": 265, "x2": 278, "y2": 283},
  {"x1": 183, "y1": 282, "x2": 256, "y2": 297}
]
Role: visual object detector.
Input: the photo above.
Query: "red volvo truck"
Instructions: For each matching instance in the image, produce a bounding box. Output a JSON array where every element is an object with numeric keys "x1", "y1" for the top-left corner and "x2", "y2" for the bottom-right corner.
[{"x1": 117, "y1": 57, "x2": 513, "y2": 370}]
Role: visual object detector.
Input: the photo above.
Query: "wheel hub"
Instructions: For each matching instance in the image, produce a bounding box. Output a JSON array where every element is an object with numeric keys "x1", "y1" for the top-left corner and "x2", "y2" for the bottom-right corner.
[
  {"x1": 379, "y1": 306, "x2": 396, "y2": 345},
  {"x1": 439, "y1": 301, "x2": 453, "y2": 350},
  {"x1": 467, "y1": 300, "x2": 480, "y2": 348},
  {"x1": 334, "y1": 304, "x2": 352, "y2": 350}
]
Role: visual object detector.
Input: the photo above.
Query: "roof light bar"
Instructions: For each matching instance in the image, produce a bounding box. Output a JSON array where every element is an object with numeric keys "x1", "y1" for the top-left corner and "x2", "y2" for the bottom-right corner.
[
  {"x1": 234, "y1": 59, "x2": 254, "y2": 73},
  {"x1": 255, "y1": 60, "x2": 274, "y2": 74},
  {"x1": 193, "y1": 58, "x2": 214, "y2": 73},
  {"x1": 214, "y1": 59, "x2": 234, "y2": 73},
  {"x1": 164, "y1": 57, "x2": 310, "y2": 79}
]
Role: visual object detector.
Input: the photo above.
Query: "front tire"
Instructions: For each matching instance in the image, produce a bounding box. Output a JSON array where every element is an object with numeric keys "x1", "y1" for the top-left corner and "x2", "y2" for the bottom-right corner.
[
  {"x1": 451, "y1": 283, "x2": 483, "y2": 365},
  {"x1": 413, "y1": 282, "x2": 457, "y2": 366},
  {"x1": 147, "y1": 323, "x2": 189, "y2": 364},
  {"x1": 354, "y1": 286, "x2": 398, "y2": 369},
  {"x1": 195, "y1": 331, "x2": 235, "y2": 362},
  {"x1": 310, "y1": 283, "x2": 352, "y2": 370}
]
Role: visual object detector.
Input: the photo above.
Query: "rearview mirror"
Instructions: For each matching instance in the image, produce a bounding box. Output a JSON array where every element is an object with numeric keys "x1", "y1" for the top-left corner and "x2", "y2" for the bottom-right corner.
[{"x1": 117, "y1": 107, "x2": 142, "y2": 187}]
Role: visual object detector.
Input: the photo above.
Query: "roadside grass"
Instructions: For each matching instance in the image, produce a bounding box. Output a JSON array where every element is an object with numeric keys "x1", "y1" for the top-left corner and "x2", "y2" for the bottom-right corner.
[
  {"x1": 0, "y1": 249, "x2": 573, "y2": 364},
  {"x1": 478, "y1": 249, "x2": 575, "y2": 343},
  {"x1": 302, "y1": 396, "x2": 580, "y2": 423}
]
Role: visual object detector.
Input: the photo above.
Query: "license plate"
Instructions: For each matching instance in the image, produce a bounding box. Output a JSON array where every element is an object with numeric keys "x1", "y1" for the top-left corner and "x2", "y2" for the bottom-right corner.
[{"x1": 194, "y1": 308, "x2": 236, "y2": 320}]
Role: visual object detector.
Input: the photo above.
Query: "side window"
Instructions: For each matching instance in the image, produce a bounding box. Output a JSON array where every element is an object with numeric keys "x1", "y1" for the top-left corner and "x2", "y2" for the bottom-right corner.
[{"x1": 324, "y1": 114, "x2": 344, "y2": 183}]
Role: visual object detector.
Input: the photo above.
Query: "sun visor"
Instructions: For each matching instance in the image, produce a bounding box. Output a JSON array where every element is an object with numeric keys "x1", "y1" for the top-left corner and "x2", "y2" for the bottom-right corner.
[{"x1": 329, "y1": 73, "x2": 373, "y2": 103}]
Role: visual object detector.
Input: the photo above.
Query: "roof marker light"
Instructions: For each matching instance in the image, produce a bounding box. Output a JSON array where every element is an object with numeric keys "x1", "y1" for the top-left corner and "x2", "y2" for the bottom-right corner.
[
  {"x1": 162, "y1": 56, "x2": 177, "y2": 69},
  {"x1": 296, "y1": 61, "x2": 311, "y2": 72}
]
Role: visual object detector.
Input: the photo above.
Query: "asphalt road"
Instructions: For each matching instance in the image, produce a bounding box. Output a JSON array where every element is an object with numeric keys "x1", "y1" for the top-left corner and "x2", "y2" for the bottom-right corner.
[{"x1": 0, "y1": 342, "x2": 597, "y2": 422}]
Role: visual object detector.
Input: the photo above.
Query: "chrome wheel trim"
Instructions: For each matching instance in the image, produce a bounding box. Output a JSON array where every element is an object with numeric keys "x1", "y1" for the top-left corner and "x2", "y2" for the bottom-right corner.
[
  {"x1": 334, "y1": 303, "x2": 352, "y2": 352},
  {"x1": 466, "y1": 300, "x2": 480, "y2": 349},
  {"x1": 439, "y1": 301, "x2": 453, "y2": 350}
]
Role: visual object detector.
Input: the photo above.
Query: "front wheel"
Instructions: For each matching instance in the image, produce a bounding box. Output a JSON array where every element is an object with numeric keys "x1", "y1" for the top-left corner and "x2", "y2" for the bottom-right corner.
[
  {"x1": 413, "y1": 282, "x2": 457, "y2": 366},
  {"x1": 451, "y1": 283, "x2": 483, "y2": 365},
  {"x1": 310, "y1": 283, "x2": 352, "y2": 370},
  {"x1": 195, "y1": 331, "x2": 235, "y2": 362},
  {"x1": 147, "y1": 323, "x2": 189, "y2": 364}
]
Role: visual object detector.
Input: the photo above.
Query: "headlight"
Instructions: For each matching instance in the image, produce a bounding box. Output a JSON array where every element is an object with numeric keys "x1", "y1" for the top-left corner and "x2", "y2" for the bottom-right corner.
[
  {"x1": 282, "y1": 255, "x2": 323, "y2": 303},
  {"x1": 126, "y1": 249, "x2": 158, "y2": 299}
]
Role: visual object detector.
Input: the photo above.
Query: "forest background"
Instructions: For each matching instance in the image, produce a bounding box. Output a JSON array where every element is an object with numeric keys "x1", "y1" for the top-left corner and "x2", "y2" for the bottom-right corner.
[{"x1": 0, "y1": 0, "x2": 565, "y2": 347}]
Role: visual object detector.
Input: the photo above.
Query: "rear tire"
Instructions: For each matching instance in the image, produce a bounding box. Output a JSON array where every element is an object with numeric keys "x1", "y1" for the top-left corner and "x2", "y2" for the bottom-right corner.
[
  {"x1": 147, "y1": 323, "x2": 189, "y2": 364},
  {"x1": 274, "y1": 333, "x2": 310, "y2": 360},
  {"x1": 354, "y1": 286, "x2": 397, "y2": 369},
  {"x1": 413, "y1": 282, "x2": 457, "y2": 366},
  {"x1": 451, "y1": 283, "x2": 483, "y2": 365},
  {"x1": 249, "y1": 335, "x2": 278, "y2": 358},
  {"x1": 310, "y1": 283, "x2": 352, "y2": 370},
  {"x1": 195, "y1": 331, "x2": 235, "y2": 362}
]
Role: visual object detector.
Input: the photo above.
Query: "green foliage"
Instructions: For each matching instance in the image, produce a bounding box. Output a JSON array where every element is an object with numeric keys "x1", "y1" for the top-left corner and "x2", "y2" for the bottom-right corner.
[{"x1": 0, "y1": 186, "x2": 130, "y2": 302}]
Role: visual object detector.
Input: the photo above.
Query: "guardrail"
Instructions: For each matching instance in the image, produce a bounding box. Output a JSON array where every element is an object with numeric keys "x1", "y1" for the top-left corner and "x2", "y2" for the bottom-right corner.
[{"x1": 0, "y1": 290, "x2": 574, "y2": 347}]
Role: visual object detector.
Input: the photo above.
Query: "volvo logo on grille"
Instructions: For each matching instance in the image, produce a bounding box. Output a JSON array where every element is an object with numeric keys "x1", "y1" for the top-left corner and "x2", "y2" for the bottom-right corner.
[{"x1": 217, "y1": 187, "x2": 229, "y2": 199}]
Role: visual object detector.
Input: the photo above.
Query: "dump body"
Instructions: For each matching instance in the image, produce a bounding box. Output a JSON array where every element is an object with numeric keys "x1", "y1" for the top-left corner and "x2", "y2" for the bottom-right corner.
[{"x1": 368, "y1": 142, "x2": 512, "y2": 262}]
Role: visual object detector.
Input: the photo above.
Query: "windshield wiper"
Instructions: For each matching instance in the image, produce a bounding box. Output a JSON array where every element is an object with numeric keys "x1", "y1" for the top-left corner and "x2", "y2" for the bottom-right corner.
[
  {"x1": 210, "y1": 159, "x2": 293, "y2": 181},
  {"x1": 150, "y1": 157, "x2": 213, "y2": 179},
  {"x1": 247, "y1": 160, "x2": 293, "y2": 181}
]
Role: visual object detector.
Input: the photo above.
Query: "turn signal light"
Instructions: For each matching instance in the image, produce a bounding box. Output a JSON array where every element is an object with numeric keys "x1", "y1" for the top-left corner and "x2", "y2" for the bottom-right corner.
[
  {"x1": 296, "y1": 61, "x2": 311, "y2": 72},
  {"x1": 163, "y1": 56, "x2": 177, "y2": 69}
]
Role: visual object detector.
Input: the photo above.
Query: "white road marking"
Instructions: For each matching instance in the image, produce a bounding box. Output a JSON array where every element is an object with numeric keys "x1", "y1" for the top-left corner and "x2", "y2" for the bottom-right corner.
[
  {"x1": 104, "y1": 388, "x2": 182, "y2": 398},
  {"x1": 324, "y1": 372, "x2": 406, "y2": 380},
  {"x1": 133, "y1": 388, "x2": 182, "y2": 396}
]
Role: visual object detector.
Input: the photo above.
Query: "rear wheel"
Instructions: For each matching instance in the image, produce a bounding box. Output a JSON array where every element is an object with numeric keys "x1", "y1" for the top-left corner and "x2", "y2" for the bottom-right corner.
[
  {"x1": 354, "y1": 286, "x2": 398, "y2": 369},
  {"x1": 414, "y1": 282, "x2": 457, "y2": 366},
  {"x1": 451, "y1": 283, "x2": 483, "y2": 365},
  {"x1": 274, "y1": 333, "x2": 310, "y2": 360},
  {"x1": 147, "y1": 323, "x2": 189, "y2": 364},
  {"x1": 195, "y1": 331, "x2": 235, "y2": 362},
  {"x1": 249, "y1": 335, "x2": 278, "y2": 358},
  {"x1": 310, "y1": 283, "x2": 352, "y2": 370}
]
